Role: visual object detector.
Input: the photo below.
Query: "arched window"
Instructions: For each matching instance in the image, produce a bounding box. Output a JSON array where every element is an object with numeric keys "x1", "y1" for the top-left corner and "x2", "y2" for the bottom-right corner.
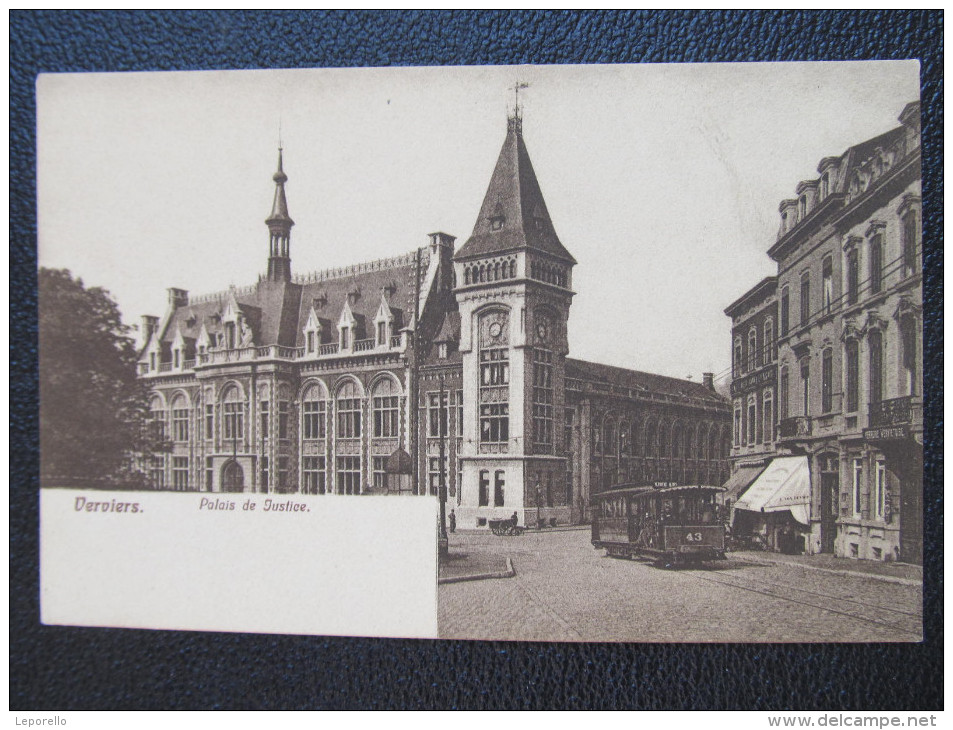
[
  {"x1": 748, "y1": 328, "x2": 758, "y2": 370},
  {"x1": 869, "y1": 329, "x2": 884, "y2": 405},
  {"x1": 643, "y1": 421, "x2": 657, "y2": 458},
  {"x1": 869, "y1": 233, "x2": 884, "y2": 294},
  {"x1": 733, "y1": 337, "x2": 743, "y2": 376},
  {"x1": 901, "y1": 209, "x2": 919, "y2": 277},
  {"x1": 150, "y1": 396, "x2": 166, "y2": 442},
  {"x1": 658, "y1": 426, "x2": 668, "y2": 459},
  {"x1": 171, "y1": 394, "x2": 189, "y2": 442},
  {"x1": 509, "y1": 260, "x2": 516, "y2": 278},
  {"x1": 372, "y1": 377, "x2": 400, "y2": 438},
  {"x1": 763, "y1": 389, "x2": 774, "y2": 445},
  {"x1": 764, "y1": 318, "x2": 774, "y2": 363},
  {"x1": 336, "y1": 380, "x2": 363, "y2": 439},
  {"x1": 222, "y1": 385, "x2": 243, "y2": 442},
  {"x1": 464, "y1": 267, "x2": 471, "y2": 285},
  {"x1": 302, "y1": 382, "x2": 327, "y2": 440}
]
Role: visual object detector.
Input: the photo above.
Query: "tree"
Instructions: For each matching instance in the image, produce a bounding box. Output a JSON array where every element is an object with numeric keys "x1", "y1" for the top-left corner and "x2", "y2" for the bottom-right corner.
[{"x1": 39, "y1": 268, "x2": 163, "y2": 487}]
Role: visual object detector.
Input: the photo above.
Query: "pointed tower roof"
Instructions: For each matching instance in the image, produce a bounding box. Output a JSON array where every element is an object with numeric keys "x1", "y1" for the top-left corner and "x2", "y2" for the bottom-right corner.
[
  {"x1": 266, "y1": 148, "x2": 294, "y2": 227},
  {"x1": 455, "y1": 115, "x2": 575, "y2": 265}
]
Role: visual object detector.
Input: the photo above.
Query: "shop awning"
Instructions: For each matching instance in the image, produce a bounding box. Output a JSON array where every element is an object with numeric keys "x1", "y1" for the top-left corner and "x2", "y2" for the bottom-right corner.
[
  {"x1": 721, "y1": 464, "x2": 766, "y2": 503},
  {"x1": 734, "y1": 456, "x2": 811, "y2": 525},
  {"x1": 762, "y1": 457, "x2": 810, "y2": 525}
]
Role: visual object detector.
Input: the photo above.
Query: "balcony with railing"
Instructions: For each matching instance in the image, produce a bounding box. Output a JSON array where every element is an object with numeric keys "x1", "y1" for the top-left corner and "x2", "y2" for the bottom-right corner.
[
  {"x1": 868, "y1": 396, "x2": 923, "y2": 429},
  {"x1": 778, "y1": 415, "x2": 813, "y2": 440}
]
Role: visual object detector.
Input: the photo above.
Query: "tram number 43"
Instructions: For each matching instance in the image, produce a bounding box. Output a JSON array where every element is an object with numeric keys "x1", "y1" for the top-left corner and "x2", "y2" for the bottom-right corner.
[{"x1": 684, "y1": 532, "x2": 704, "y2": 542}]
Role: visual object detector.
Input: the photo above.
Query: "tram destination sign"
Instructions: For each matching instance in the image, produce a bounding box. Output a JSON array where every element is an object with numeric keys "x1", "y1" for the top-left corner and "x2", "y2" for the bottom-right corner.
[{"x1": 863, "y1": 425, "x2": 909, "y2": 442}]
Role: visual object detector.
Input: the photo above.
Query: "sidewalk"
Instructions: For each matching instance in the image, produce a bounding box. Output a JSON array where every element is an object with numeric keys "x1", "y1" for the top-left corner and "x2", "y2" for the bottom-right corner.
[
  {"x1": 729, "y1": 550, "x2": 922, "y2": 586},
  {"x1": 438, "y1": 551, "x2": 515, "y2": 584}
]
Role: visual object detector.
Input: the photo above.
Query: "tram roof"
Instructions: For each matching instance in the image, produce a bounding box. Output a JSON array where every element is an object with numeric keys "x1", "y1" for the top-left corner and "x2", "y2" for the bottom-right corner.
[{"x1": 592, "y1": 484, "x2": 726, "y2": 500}]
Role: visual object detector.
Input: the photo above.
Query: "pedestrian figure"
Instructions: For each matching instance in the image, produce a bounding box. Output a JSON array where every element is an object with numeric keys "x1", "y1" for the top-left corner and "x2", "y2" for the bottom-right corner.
[
  {"x1": 449, "y1": 509, "x2": 456, "y2": 534},
  {"x1": 511, "y1": 511, "x2": 518, "y2": 529}
]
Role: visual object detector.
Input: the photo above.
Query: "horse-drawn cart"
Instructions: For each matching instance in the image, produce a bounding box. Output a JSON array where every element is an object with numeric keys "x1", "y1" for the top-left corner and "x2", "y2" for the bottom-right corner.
[{"x1": 488, "y1": 518, "x2": 524, "y2": 536}]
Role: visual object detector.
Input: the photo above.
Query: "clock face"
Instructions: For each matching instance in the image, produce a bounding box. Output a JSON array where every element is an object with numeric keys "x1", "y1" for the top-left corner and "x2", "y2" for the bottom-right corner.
[{"x1": 488, "y1": 322, "x2": 502, "y2": 339}]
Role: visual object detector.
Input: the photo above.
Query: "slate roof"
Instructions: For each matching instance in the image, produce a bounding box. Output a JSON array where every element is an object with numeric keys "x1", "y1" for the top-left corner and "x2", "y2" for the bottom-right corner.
[
  {"x1": 566, "y1": 358, "x2": 726, "y2": 405},
  {"x1": 159, "y1": 252, "x2": 424, "y2": 350},
  {"x1": 454, "y1": 116, "x2": 576, "y2": 265}
]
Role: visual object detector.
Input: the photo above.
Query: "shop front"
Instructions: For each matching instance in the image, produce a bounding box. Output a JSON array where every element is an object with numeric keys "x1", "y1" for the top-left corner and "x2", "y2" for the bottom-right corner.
[{"x1": 733, "y1": 456, "x2": 811, "y2": 554}]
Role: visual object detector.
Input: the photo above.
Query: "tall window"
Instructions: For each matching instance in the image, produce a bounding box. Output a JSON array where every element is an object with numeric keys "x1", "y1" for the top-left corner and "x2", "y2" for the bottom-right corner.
[
  {"x1": 340, "y1": 327, "x2": 349, "y2": 350},
  {"x1": 278, "y1": 399, "x2": 290, "y2": 440},
  {"x1": 822, "y1": 348, "x2": 833, "y2": 413},
  {"x1": 780, "y1": 288, "x2": 790, "y2": 336},
  {"x1": 306, "y1": 330, "x2": 315, "y2": 353},
  {"x1": 150, "y1": 399, "x2": 166, "y2": 442},
  {"x1": 377, "y1": 321, "x2": 387, "y2": 346},
  {"x1": 205, "y1": 456, "x2": 213, "y2": 491},
  {"x1": 822, "y1": 256, "x2": 833, "y2": 314},
  {"x1": 261, "y1": 456, "x2": 269, "y2": 491},
  {"x1": 277, "y1": 457, "x2": 289, "y2": 492},
  {"x1": 869, "y1": 234, "x2": 883, "y2": 295},
  {"x1": 800, "y1": 360, "x2": 810, "y2": 416},
  {"x1": 779, "y1": 367, "x2": 789, "y2": 421},
  {"x1": 764, "y1": 319, "x2": 774, "y2": 363},
  {"x1": 846, "y1": 249, "x2": 859, "y2": 305},
  {"x1": 336, "y1": 455, "x2": 360, "y2": 495},
  {"x1": 901, "y1": 319, "x2": 918, "y2": 396},
  {"x1": 479, "y1": 311, "x2": 510, "y2": 447},
  {"x1": 902, "y1": 210, "x2": 919, "y2": 276},
  {"x1": 205, "y1": 404, "x2": 214, "y2": 440},
  {"x1": 494, "y1": 470, "x2": 505, "y2": 507},
  {"x1": 852, "y1": 459, "x2": 863, "y2": 517},
  {"x1": 372, "y1": 378, "x2": 400, "y2": 438},
  {"x1": 478, "y1": 470, "x2": 489, "y2": 506},
  {"x1": 336, "y1": 381, "x2": 362, "y2": 439},
  {"x1": 747, "y1": 397, "x2": 757, "y2": 446},
  {"x1": 733, "y1": 337, "x2": 743, "y2": 376},
  {"x1": 172, "y1": 396, "x2": 189, "y2": 442},
  {"x1": 733, "y1": 403, "x2": 742, "y2": 447},
  {"x1": 150, "y1": 455, "x2": 164, "y2": 489},
  {"x1": 302, "y1": 384, "x2": 327, "y2": 440},
  {"x1": 259, "y1": 400, "x2": 269, "y2": 443},
  {"x1": 427, "y1": 391, "x2": 449, "y2": 438},
  {"x1": 428, "y1": 456, "x2": 448, "y2": 497},
  {"x1": 875, "y1": 461, "x2": 887, "y2": 520},
  {"x1": 800, "y1": 272, "x2": 811, "y2": 326},
  {"x1": 302, "y1": 456, "x2": 326, "y2": 494},
  {"x1": 763, "y1": 390, "x2": 773, "y2": 444},
  {"x1": 868, "y1": 330, "x2": 884, "y2": 405},
  {"x1": 820, "y1": 172, "x2": 830, "y2": 199},
  {"x1": 845, "y1": 339, "x2": 859, "y2": 413},
  {"x1": 172, "y1": 456, "x2": 189, "y2": 491},
  {"x1": 455, "y1": 390, "x2": 464, "y2": 437},
  {"x1": 222, "y1": 387, "x2": 243, "y2": 441},
  {"x1": 747, "y1": 328, "x2": 758, "y2": 371},
  {"x1": 532, "y1": 348, "x2": 554, "y2": 451},
  {"x1": 372, "y1": 456, "x2": 387, "y2": 491}
]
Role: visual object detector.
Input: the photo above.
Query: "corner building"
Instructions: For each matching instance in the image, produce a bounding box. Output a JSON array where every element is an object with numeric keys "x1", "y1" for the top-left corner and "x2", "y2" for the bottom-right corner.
[
  {"x1": 139, "y1": 112, "x2": 730, "y2": 527},
  {"x1": 727, "y1": 102, "x2": 922, "y2": 562}
]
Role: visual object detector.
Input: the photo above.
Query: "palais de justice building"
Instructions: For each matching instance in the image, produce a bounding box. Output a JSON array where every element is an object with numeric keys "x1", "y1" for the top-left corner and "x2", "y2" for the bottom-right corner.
[{"x1": 139, "y1": 112, "x2": 730, "y2": 528}]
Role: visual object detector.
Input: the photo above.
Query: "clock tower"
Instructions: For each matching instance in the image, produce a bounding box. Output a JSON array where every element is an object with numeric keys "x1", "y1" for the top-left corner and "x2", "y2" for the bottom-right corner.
[{"x1": 452, "y1": 109, "x2": 576, "y2": 528}]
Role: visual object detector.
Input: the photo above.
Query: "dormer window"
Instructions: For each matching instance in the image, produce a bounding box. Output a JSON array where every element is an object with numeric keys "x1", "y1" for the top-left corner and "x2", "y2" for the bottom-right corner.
[
  {"x1": 150, "y1": 353, "x2": 156, "y2": 370},
  {"x1": 820, "y1": 173, "x2": 829, "y2": 199},
  {"x1": 798, "y1": 195, "x2": 807, "y2": 220},
  {"x1": 438, "y1": 342, "x2": 448, "y2": 359},
  {"x1": 174, "y1": 349, "x2": 181, "y2": 369},
  {"x1": 340, "y1": 327, "x2": 349, "y2": 349},
  {"x1": 491, "y1": 217, "x2": 504, "y2": 231},
  {"x1": 377, "y1": 321, "x2": 387, "y2": 346},
  {"x1": 307, "y1": 331, "x2": 315, "y2": 353}
]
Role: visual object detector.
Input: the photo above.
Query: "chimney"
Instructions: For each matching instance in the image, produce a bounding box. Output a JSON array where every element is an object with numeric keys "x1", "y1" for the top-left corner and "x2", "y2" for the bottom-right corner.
[
  {"x1": 167, "y1": 288, "x2": 189, "y2": 309},
  {"x1": 141, "y1": 315, "x2": 159, "y2": 347},
  {"x1": 428, "y1": 231, "x2": 456, "y2": 292},
  {"x1": 702, "y1": 372, "x2": 715, "y2": 391}
]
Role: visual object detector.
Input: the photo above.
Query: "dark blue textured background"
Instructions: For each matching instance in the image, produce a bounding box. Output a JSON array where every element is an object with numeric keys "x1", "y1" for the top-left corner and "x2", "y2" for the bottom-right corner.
[{"x1": 10, "y1": 10, "x2": 943, "y2": 710}]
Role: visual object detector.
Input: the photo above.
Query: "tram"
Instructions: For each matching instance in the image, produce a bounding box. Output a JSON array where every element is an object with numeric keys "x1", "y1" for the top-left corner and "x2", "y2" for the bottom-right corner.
[{"x1": 591, "y1": 484, "x2": 727, "y2": 567}]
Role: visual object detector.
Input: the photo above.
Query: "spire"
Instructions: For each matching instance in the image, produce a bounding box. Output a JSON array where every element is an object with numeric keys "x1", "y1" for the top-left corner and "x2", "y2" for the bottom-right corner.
[
  {"x1": 454, "y1": 108, "x2": 575, "y2": 265},
  {"x1": 265, "y1": 148, "x2": 294, "y2": 282}
]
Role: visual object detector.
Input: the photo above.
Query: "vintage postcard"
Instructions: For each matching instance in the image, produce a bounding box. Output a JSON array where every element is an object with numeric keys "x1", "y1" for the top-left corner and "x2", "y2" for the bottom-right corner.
[{"x1": 38, "y1": 62, "x2": 923, "y2": 642}]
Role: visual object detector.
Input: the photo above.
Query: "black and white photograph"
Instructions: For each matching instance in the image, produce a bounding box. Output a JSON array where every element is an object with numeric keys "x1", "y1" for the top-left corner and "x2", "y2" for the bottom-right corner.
[{"x1": 37, "y1": 61, "x2": 923, "y2": 643}]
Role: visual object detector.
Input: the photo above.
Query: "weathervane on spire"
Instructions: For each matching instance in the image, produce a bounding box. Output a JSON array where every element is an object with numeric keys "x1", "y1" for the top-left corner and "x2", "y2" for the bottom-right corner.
[{"x1": 510, "y1": 81, "x2": 530, "y2": 120}]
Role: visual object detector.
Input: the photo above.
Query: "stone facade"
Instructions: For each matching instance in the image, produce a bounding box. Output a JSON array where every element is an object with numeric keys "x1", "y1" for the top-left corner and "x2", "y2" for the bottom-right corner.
[{"x1": 139, "y1": 112, "x2": 731, "y2": 528}]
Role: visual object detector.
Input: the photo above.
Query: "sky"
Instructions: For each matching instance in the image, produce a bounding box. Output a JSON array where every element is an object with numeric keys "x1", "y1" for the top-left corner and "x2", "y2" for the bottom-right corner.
[{"x1": 37, "y1": 62, "x2": 919, "y2": 387}]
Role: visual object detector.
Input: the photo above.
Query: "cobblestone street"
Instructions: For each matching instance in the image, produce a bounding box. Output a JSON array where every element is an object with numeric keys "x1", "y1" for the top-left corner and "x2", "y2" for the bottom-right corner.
[{"x1": 438, "y1": 528, "x2": 922, "y2": 642}]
